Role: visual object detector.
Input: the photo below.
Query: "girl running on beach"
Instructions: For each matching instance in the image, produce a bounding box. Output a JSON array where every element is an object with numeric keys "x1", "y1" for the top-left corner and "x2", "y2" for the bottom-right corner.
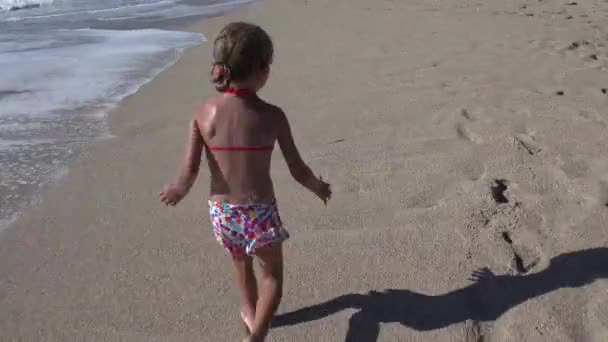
[{"x1": 159, "y1": 22, "x2": 331, "y2": 341}]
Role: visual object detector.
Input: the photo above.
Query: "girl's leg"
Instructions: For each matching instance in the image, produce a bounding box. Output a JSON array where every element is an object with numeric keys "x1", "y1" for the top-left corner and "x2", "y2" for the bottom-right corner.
[
  {"x1": 231, "y1": 254, "x2": 258, "y2": 332},
  {"x1": 248, "y1": 244, "x2": 284, "y2": 340}
]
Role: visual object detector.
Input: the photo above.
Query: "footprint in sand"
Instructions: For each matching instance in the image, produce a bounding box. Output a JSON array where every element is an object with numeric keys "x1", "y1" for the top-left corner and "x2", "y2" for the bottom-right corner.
[
  {"x1": 490, "y1": 179, "x2": 509, "y2": 204},
  {"x1": 500, "y1": 231, "x2": 540, "y2": 275},
  {"x1": 461, "y1": 109, "x2": 474, "y2": 121},
  {"x1": 513, "y1": 134, "x2": 543, "y2": 156},
  {"x1": 483, "y1": 182, "x2": 545, "y2": 274},
  {"x1": 501, "y1": 232, "x2": 526, "y2": 273},
  {"x1": 456, "y1": 123, "x2": 483, "y2": 145},
  {"x1": 567, "y1": 42, "x2": 580, "y2": 51},
  {"x1": 456, "y1": 109, "x2": 483, "y2": 144},
  {"x1": 565, "y1": 40, "x2": 591, "y2": 52},
  {"x1": 462, "y1": 319, "x2": 483, "y2": 342}
]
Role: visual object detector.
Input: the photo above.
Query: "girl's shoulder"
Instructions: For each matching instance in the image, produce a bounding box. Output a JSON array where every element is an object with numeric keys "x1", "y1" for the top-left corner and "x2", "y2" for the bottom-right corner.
[
  {"x1": 256, "y1": 98, "x2": 285, "y2": 118},
  {"x1": 196, "y1": 95, "x2": 225, "y2": 116},
  {"x1": 193, "y1": 96, "x2": 223, "y2": 131}
]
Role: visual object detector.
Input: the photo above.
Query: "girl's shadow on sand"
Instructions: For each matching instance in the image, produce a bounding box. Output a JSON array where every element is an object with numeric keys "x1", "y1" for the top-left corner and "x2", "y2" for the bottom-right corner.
[{"x1": 272, "y1": 248, "x2": 608, "y2": 341}]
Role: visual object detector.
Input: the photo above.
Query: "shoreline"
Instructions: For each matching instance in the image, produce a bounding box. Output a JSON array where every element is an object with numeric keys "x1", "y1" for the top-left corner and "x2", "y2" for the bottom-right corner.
[
  {"x1": 2, "y1": 0, "x2": 608, "y2": 340},
  {"x1": 0, "y1": 28, "x2": 204, "y2": 234}
]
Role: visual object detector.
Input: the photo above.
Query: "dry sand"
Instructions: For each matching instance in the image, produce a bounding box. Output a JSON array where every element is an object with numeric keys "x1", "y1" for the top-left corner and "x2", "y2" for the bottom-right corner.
[{"x1": 2, "y1": 0, "x2": 608, "y2": 341}]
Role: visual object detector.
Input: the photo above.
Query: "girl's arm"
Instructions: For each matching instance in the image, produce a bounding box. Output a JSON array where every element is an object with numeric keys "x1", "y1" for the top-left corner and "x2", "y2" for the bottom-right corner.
[
  {"x1": 277, "y1": 109, "x2": 331, "y2": 204},
  {"x1": 159, "y1": 119, "x2": 204, "y2": 206},
  {"x1": 176, "y1": 119, "x2": 204, "y2": 189}
]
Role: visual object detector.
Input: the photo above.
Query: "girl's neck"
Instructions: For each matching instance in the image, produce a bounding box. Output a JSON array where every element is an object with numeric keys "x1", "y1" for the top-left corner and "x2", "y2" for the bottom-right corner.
[
  {"x1": 227, "y1": 79, "x2": 260, "y2": 94},
  {"x1": 225, "y1": 87, "x2": 257, "y2": 96}
]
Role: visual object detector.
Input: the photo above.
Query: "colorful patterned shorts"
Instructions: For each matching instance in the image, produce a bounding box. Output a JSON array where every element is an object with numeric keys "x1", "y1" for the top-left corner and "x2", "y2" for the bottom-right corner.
[{"x1": 208, "y1": 201, "x2": 290, "y2": 256}]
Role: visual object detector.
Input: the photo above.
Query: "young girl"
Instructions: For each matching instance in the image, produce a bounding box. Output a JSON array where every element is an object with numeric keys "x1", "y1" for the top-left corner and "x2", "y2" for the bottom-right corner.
[{"x1": 159, "y1": 22, "x2": 331, "y2": 342}]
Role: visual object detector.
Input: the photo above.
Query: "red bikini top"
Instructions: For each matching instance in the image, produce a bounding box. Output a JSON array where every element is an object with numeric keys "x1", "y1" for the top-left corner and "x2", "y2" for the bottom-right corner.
[{"x1": 208, "y1": 88, "x2": 273, "y2": 151}]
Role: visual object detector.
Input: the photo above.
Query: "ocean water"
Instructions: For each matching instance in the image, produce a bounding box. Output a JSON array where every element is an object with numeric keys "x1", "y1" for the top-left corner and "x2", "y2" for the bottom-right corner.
[{"x1": 0, "y1": 0, "x2": 255, "y2": 229}]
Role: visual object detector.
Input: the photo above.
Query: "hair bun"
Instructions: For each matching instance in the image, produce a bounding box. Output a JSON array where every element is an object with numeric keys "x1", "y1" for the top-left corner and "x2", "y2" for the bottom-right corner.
[{"x1": 211, "y1": 63, "x2": 231, "y2": 92}]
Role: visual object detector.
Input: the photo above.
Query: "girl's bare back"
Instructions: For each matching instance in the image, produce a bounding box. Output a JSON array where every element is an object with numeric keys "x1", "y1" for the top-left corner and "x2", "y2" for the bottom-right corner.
[
  {"x1": 196, "y1": 93, "x2": 281, "y2": 204},
  {"x1": 161, "y1": 90, "x2": 329, "y2": 208}
]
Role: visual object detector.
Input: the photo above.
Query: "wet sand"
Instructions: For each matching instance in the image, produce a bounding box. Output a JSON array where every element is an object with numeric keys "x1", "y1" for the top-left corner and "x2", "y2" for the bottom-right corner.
[{"x1": 1, "y1": 0, "x2": 608, "y2": 340}]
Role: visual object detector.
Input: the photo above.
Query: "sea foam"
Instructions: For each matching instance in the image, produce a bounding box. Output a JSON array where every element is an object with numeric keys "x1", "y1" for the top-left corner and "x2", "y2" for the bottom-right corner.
[
  {"x1": 0, "y1": 28, "x2": 204, "y2": 228},
  {"x1": 0, "y1": 0, "x2": 52, "y2": 11}
]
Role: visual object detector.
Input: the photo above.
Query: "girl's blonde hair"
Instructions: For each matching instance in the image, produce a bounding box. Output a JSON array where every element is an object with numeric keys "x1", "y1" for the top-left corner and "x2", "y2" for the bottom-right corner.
[{"x1": 211, "y1": 22, "x2": 274, "y2": 92}]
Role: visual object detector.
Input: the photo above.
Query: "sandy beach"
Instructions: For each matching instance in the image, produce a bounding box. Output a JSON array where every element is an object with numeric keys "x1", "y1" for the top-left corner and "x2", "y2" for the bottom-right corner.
[{"x1": 2, "y1": 0, "x2": 608, "y2": 340}]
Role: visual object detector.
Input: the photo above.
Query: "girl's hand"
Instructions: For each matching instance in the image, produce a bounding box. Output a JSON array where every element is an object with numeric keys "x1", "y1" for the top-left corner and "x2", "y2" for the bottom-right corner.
[
  {"x1": 159, "y1": 183, "x2": 188, "y2": 206},
  {"x1": 159, "y1": 119, "x2": 203, "y2": 207},
  {"x1": 315, "y1": 177, "x2": 332, "y2": 205}
]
